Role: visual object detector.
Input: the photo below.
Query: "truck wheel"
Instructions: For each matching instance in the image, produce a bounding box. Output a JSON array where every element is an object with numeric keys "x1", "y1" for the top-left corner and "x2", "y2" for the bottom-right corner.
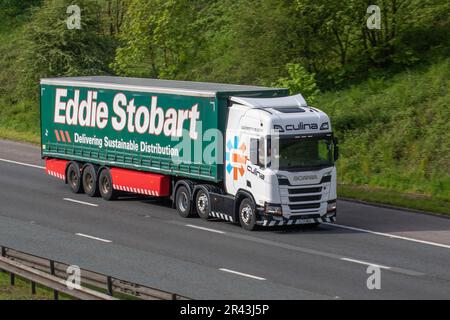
[
  {"x1": 98, "y1": 169, "x2": 117, "y2": 201},
  {"x1": 175, "y1": 185, "x2": 193, "y2": 218},
  {"x1": 195, "y1": 188, "x2": 211, "y2": 220},
  {"x1": 67, "y1": 162, "x2": 83, "y2": 194},
  {"x1": 82, "y1": 164, "x2": 99, "y2": 197},
  {"x1": 239, "y1": 198, "x2": 257, "y2": 231}
]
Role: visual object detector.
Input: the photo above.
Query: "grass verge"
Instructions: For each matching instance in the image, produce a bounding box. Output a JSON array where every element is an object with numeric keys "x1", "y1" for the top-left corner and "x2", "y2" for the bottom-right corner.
[
  {"x1": 0, "y1": 128, "x2": 39, "y2": 145},
  {"x1": 0, "y1": 270, "x2": 140, "y2": 300},
  {"x1": 0, "y1": 271, "x2": 71, "y2": 300},
  {"x1": 338, "y1": 184, "x2": 450, "y2": 216}
]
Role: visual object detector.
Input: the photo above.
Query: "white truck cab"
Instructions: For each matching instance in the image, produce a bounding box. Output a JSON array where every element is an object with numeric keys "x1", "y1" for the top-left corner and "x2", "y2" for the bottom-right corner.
[{"x1": 224, "y1": 94, "x2": 338, "y2": 230}]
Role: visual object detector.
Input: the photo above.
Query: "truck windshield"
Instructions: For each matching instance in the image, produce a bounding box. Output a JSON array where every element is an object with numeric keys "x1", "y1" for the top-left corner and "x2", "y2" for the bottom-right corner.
[{"x1": 275, "y1": 136, "x2": 334, "y2": 171}]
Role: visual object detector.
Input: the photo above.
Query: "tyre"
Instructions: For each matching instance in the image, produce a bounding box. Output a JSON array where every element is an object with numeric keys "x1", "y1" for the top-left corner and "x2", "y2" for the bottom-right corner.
[
  {"x1": 82, "y1": 164, "x2": 99, "y2": 197},
  {"x1": 195, "y1": 188, "x2": 211, "y2": 220},
  {"x1": 67, "y1": 162, "x2": 83, "y2": 194},
  {"x1": 175, "y1": 185, "x2": 193, "y2": 218},
  {"x1": 98, "y1": 168, "x2": 117, "y2": 201},
  {"x1": 239, "y1": 198, "x2": 257, "y2": 231}
]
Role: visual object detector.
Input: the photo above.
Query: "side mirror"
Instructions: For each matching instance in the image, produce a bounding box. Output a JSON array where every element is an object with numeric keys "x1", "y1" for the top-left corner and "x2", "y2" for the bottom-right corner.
[
  {"x1": 249, "y1": 138, "x2": 258, "y2": 164},
  {"x1": 333, "y1": 137, "x2": 339, "y2": 161}
]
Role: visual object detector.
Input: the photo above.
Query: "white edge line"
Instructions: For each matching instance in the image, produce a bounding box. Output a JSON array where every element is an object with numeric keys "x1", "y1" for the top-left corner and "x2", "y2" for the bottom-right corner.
[
  {"x1": 0, "y1": 158, "x2": 45, "y2": 170},
  {"x1": 186, "y1": 224, "x2": 225, "y2": 234},
  {"x1": 341, "y1": 257, "x2": 391, "y2": 269},
  {"x1": 75, "y1": 233, "x2": 112, "y2": 243},
  {"x1": 325, "y1": 223, "x2": 450, "y2": 250},
  {"x1": 219, "y1": 268, "x2": 266, "y2": 281},
  {"x1": 63, "y1": 198, "x2": 98, "y2": 207}
]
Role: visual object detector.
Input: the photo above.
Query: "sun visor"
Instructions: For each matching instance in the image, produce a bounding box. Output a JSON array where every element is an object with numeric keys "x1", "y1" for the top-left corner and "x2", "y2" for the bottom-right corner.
[{"x1": 229, "y1": 94, "x2": 307, "y2": 108}]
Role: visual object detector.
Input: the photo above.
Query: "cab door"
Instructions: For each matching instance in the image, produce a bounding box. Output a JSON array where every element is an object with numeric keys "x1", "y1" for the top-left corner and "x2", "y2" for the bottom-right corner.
[{"x1": 225, "y1": 108, "x2": 265, "y2": 200}]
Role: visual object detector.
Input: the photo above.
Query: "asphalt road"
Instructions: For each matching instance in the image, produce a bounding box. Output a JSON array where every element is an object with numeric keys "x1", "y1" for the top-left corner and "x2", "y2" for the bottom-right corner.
[{"x1": 0, "y1": 139, "x2": 449, "y2": 299}]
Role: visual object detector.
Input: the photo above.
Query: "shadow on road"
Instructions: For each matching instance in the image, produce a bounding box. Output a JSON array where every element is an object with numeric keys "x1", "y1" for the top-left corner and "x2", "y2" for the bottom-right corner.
[{"x1": 106, "y1": 193, "x2": 450, "y2": 244}]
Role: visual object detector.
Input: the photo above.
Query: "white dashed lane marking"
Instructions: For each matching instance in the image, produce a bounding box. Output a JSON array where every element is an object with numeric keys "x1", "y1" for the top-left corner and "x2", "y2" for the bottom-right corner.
[
  {"x1": 219, "y1": 268, "x2": 266, "y2": 281},
  {"x1": 0, "y1": 158, "x2": 45, "y2": 170},
  {"x1": 186, "y1": 224, "x2": 226, "y2": 234},
  {"x1": 75, "y1": 233, "x2": 112, "y2": 243},
  {"x1": 63, "y1": 198, "x2": 99, "y2": 207}
]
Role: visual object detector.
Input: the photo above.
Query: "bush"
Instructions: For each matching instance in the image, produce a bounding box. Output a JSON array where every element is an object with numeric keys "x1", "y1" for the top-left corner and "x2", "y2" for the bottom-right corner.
[
  {"x1": 274, "y1": 63, "x2": 321, "y2": 104},
  {"x1": 18, "y1": 0, "x2": 115, "y2": 99},
  {"x1": 318, "y1": 59, "x2": 450, "y2": 201}
]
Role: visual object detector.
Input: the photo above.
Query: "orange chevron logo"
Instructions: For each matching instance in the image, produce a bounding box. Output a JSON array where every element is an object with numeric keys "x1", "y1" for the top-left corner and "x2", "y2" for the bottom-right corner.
[
  {"x1": 55, "y1": 130, "x2": 72, "y2": 143},
  {"x1": 226, "y1": 136, "x2": 248, "y2": 181}
]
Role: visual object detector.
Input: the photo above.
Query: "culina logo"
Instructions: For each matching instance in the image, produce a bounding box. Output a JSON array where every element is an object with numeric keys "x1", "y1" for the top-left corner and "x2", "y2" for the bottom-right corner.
[
  {"x1": 226, "y1": 136, "x2": 247, "y2": 181},
  {"x1": 273, "y1": 122, "x2": 319, "y2": 132}
]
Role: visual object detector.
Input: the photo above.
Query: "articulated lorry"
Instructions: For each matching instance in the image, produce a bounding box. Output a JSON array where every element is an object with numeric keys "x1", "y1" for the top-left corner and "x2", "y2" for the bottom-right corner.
[{"x1": 40, "y1": 76, "x2": 339, "y2": 230}]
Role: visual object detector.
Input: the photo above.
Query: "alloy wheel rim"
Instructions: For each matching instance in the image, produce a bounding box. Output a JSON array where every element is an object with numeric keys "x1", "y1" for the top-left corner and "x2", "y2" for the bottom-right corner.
[
  {"x1": 86, "y1": 173, "x2": 93, "y2": 190},
  {"x1": 241, "y1": 205, "x2": 252, "y2": 224},
  {"x1": 179, "y1": 191, "x2": 188, "y2": 212},
  {"x1": 197, "y1": 193, "x2": 208, "y2": 214},
  {"x1": 70, "y1": 169, "x2": 78, "y2": 187},
  {"x1": 101, "y1": 176, "x2": 109, "y2": 194}
]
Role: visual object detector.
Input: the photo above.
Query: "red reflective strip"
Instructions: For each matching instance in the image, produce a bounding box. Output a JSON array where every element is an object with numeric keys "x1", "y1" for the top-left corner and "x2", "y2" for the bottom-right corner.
[
  {"x1": 54, "y1": 130, "x2": 61, "y2": 142},
  {"x1": 46, "y1": 159, "x2": 68, "y2": 179},
  {"x1": 65, "y1": 131, "x2": 71, "y2": 143},
  {"x1": 110, "y1": 168, "x2": 170, "y2": 197},
  {"x1": 60, "y1": 130, "x2": 66, "y2": 142}
]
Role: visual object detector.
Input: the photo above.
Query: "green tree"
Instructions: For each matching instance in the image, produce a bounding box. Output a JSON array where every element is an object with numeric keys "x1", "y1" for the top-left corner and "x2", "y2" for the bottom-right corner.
[
  {"x1": 19, "y1": 0, "x2": 115, "y2": 98},
  {"x1": 112, "y1": 0, "x2": 210, "y2": 79},
  {"x1": 0, "y1": 0, "x2": 41, "y2": 17},
  {"x1": 274, "y1": 63, "x2": 320, "y2": 104},
  {"x1": 101, "y1": 0, "x2": 130, "y2": 36}
]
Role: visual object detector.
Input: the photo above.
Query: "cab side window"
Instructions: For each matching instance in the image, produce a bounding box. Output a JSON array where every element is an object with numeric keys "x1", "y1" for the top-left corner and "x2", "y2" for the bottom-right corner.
[{"x1": 258, "y1": 138, "x2": 265, "y2": 167}]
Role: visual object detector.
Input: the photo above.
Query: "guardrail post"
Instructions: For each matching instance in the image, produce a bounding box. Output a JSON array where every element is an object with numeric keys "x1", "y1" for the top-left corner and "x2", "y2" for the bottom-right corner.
[
  {"x1": 0, "y1": 247, "x2": 5, "y2": 274},
  {"x1": 50, "y1": 260, "x2": 59, "y2": 300},
  {"x1": 31, "y1": 281, "x2": 36, "y2": 295},
  {"x1": 0, "y1": 245, "x2": 188, "y2": 300},
  {"x1": 107, "y1": 276, "x2": 113, "y2": 297}
]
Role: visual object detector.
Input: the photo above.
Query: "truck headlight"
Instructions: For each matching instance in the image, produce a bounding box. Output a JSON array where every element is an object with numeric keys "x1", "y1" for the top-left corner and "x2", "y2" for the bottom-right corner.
[
  {"x1": 327, "y1": 200, "x2": 337, "y2": 213},
  {"x1": 265, "y1": 203, "x2": 283, "y2": 216}
]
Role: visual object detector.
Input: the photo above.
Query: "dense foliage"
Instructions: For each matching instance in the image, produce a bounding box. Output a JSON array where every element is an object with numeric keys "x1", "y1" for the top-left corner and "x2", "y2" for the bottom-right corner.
[
  {"x1": 319, "y1": 59, "x2": 450, "y2": 201},
  {"x1": 0, "y1": 0, "x2": 448, "y2": 201}
]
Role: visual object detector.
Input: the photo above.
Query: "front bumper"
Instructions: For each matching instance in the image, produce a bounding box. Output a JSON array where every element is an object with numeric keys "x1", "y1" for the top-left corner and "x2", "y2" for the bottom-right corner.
[{"x1": 256, "y1": 212, "x2": 336, "y2": 227}]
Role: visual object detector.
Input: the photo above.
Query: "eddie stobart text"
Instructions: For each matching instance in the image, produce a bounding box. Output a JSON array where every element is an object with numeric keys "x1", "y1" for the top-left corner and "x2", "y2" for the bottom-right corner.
[{"x1": 53, "y1": 89, "x2": 200, "y2": 139}]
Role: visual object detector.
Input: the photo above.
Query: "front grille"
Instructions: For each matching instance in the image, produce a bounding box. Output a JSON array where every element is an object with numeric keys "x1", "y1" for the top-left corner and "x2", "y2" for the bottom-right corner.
[
  {"x1": 290, "y1": 214, "x2": 320, "y2": 220},
  {"x1": 279, "y1": 176, "x2": 331, "y2": 213},
  {"x1": 289, "y1": 195, "x2": 322, "y2": 202},
  {"x1": 288, "y1": 187, "x2": 322, "y2": 194},
  {"x1": 289, "y1": 203, "x2": 321, "y2": 210}
]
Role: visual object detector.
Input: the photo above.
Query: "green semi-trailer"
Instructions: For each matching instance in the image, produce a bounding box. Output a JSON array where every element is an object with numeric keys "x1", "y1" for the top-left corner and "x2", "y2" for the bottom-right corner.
[{"x1": 41, "y1": 76, "x2": 338, "y2": 230}]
